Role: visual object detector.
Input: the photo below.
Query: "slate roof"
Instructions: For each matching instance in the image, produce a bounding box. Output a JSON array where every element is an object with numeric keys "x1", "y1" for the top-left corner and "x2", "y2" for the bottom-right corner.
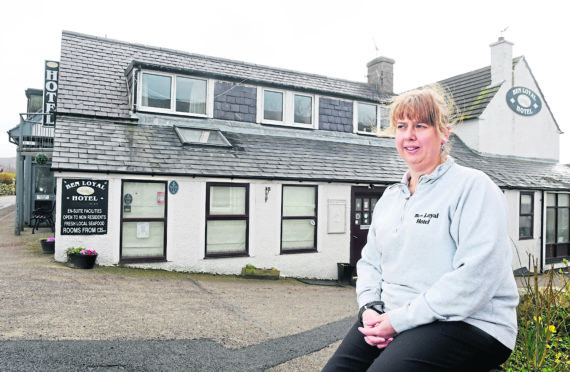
[
  {"x1": 52, "y1": 115, "x2": 407, "y2": 184},
  {"x1": 57, "y1": 31, "x2": 386, "y2": 120},
  {"x1": 51, "y1": 115, "x2": 570, "y2": 190},
  {"x1": 436, "y1": 58, "x2": 520, "y2": 121},
  {"x1": 52, "y1": 31, "x2": 570, "y2": 191}
]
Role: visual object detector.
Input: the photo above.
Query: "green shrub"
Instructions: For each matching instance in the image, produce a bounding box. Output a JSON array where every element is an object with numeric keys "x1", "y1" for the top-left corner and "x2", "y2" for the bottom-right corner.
[
  {"x1": 0, "y1": 172, "x2": 15, "y2": 185},
  {"x1": 503, "y1": 258, "x2": 570, "y2": 371},
  {"x1": 0, "y1": 172, "x2": 16, "y2": 195},
  {"x1": 0, "y1": 182, "x2": 15, "y2": 196}
]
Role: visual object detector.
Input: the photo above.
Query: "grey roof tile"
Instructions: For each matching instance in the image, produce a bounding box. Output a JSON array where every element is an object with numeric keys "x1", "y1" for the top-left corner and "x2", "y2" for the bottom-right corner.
[
  {"x1": 436, "y1": 58, "x2": 521, "y2": 120},
  {"x1": 58, "y1": 31, "x2": 388, "y2": 120},
  {"x1": 52, "y1": 116, "x2": 570, "y2": 190}
]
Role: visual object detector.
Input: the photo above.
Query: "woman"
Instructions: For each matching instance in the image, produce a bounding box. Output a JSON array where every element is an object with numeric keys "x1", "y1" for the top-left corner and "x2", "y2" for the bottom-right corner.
[{"x1": 323, "y1": 86, "x2": 519, "y2": 371}]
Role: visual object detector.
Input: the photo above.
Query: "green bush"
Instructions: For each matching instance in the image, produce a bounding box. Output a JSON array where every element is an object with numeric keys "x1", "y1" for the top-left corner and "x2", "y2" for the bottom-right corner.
[
  {"x1": 0, "y1": 182, "x2": 15, "y2": 196},
  {"x1": 0, "y1": 172, "x2": 16, "y2": 195},
  {"x1": 503, "y1": 258, "x2": 570, "y2": 371},
  {"x1": 0, "y1": 172, "x2": 15, "y2": 185}
]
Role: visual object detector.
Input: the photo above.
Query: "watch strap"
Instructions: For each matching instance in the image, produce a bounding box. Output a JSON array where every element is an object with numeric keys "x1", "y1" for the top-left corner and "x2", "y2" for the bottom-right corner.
[{"x1": 358, "y1": 301, "x2": 385, "y2": 323}]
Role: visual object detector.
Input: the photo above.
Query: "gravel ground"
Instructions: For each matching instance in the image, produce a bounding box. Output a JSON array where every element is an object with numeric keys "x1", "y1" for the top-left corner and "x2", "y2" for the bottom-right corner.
[{"x1": 0, "y1": 200, "x2": 357, "y2": 371}]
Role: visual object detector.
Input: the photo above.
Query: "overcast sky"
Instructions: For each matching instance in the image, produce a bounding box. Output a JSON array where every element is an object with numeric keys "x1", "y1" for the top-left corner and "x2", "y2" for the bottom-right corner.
[{"x1": 1, "y1": 0, "x2": 568, "y2": 162}]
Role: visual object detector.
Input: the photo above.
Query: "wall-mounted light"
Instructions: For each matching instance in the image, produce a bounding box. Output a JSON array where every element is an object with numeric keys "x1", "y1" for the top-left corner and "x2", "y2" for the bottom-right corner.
[{"x1": 265, "y1": 186, "x2": 271, "y2": 202}]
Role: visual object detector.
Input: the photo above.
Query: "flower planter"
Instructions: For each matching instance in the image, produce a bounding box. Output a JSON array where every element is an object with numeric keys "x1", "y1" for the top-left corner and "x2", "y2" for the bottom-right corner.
[
  {"x1": 241, "y1": 267, "x2": 280, "y2": 280},
  {"x1": 40, "y1": 239, "x2": 55, "y2": 254},
  {"x1": 68, "y1": 254, "x2": 98, "y2": 269}
]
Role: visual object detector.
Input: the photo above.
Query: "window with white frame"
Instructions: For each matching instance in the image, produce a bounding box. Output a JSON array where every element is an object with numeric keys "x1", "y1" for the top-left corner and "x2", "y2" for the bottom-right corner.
[
  {"x1": 354, "y1": 102, "x2": 379, "y2": 134},
  {"x1": 281, "y1": 185, "x2": 317, "y2": 253},
  {"x1": 205, "y1": 183, "x2": 249, "y2": 257},
  {"x1": 139, "y1": 71, "x2": 210, "y2": 116},
  {"x1": 260, "y1": 88, "x2": 315, "y2": 128}
]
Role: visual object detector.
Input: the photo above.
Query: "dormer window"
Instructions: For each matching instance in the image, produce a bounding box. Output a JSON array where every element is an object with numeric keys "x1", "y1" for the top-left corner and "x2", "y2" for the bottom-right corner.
[
  {"x1": 354, "y1": 102, "x2": 379, "y2": 134},
  {"x1": 259, "y1": 88, "x2": 316, "y2": 128},
  {"x1": 138, "y1": 71, "x2": 211, "y2": 117}
]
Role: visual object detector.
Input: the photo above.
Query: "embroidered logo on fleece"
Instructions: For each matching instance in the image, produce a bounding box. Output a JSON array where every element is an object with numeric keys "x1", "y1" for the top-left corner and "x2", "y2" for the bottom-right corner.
[{"x1": 414, "y1": 213, "x2": 439, "y2": 225}]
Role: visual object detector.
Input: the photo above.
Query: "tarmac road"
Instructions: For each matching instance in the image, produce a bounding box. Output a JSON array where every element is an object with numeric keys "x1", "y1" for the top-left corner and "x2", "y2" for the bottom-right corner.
[{"x1": 0, "y1": 197, "x2": 356, "y2": 371}]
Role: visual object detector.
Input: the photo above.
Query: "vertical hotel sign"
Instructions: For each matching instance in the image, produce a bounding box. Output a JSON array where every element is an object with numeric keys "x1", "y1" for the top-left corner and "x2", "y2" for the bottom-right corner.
[{"x1": 43, "y1": 60, "x2": 59, "y2": 126}]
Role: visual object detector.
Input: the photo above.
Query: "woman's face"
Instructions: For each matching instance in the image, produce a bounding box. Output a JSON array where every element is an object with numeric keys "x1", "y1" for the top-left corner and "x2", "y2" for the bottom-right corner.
[{"x1": 395, "y1": 117, "x2": 447, "y2": 176}]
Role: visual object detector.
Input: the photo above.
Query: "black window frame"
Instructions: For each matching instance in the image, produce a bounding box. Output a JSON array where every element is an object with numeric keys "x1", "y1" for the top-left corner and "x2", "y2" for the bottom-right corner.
[
  {"x1": 280, "y1": 184, "x2": 318, "y2": 254},
  {"x1": 205, "y1": 182, "x2": 249, "y2": 258},
  {"x1": 119, "y1": 179, "x2": 168, "y2": 263},
  {"x1": 518, "y1": 191, "x2": 534, "y2": 240},
  {"x1": 546, "y1": 193, "x2": 570, "y2": 263}
]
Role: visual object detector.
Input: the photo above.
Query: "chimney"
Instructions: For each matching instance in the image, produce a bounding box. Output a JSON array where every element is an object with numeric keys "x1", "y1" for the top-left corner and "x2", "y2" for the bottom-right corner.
[
  {"x1": 367, "y1": 56, "x2": 395, "y2": 94},
  {"x1": 490, "y1": 37, "x2": 513, "y2": 86}
]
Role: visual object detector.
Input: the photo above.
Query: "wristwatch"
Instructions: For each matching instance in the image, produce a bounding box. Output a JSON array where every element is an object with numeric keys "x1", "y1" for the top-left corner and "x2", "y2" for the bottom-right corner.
[{"x1": 358, "y1": 301, "x2": 385, "y2": 323}]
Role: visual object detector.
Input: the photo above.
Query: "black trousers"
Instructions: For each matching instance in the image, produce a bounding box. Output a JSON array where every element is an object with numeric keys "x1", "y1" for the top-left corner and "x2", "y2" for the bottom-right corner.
[{"x1": 322, "y1": 320, "x2": 512, "y2": 372}]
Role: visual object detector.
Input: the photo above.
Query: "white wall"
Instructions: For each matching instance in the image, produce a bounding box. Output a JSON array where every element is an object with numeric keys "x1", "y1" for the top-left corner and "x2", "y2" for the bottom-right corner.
[
  {"x1": 54, "y1": 173, "x2": 353, "y2": 279},
  {"x1": 454, "y1": 60, "x2": 560, "y2": 162},
  {"x1": 504, "y1": 190, "x2": 542, "y2": 271},
  {"x1": 478, "y1": 61, "x2": 559, "y2": 161}
]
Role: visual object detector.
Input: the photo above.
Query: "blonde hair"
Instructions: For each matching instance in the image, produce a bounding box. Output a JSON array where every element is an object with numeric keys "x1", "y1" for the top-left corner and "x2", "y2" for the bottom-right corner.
[{"x1": 386, "y1": 84, "x2": 458, "y2": 156}]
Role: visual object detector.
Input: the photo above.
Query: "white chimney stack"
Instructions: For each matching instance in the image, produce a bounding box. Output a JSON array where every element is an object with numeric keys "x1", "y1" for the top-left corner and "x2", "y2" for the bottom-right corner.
[{"x1": 490, "y1": 37, "x2": 513, "y2": 87}]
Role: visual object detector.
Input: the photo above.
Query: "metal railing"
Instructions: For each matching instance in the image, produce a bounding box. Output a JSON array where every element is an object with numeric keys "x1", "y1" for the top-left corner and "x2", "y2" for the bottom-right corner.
[{"x1": 11, "y1": 113, "x2": 55, "y2": 151}]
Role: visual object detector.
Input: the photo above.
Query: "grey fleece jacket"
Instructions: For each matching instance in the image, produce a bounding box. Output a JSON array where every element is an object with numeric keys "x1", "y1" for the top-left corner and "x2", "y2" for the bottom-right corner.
[{"x1": 356, "y1": 157, "x2": 519, "y2": 349}]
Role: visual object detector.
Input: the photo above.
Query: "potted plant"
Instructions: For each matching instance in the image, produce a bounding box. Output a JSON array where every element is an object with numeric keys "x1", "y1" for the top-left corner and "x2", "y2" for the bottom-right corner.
[
  {"x1": 40, "y1": 237, "x2": 55, "y2": 254},
  {"x1": 34, "y1": 153, "x2": 49, "y2": 165},
  {"x1": 241, "y1": 264, "x2": 280, "y2": 280},
  {"x1": 66, "y1": 247, "x2": 98, "y2": 269}
]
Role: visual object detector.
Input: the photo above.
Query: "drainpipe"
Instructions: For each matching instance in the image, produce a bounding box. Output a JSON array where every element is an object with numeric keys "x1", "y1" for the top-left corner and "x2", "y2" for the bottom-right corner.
[
  {"x1": 14, "y1": 151, "x2": 25, "y2": 235},
  {"x1": 540, "y1": 190, "x2": 544, "y2": 272}
]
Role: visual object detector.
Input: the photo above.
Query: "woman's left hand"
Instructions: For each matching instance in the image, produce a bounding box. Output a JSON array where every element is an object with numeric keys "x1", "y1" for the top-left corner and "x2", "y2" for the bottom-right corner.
[{"x1": 358, "y1": 313, "x2": 398, "y2": 348}]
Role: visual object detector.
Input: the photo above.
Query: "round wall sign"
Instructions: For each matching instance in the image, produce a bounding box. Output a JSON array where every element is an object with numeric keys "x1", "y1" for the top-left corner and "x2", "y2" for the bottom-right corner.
[
  {"x1": 124, "y1": 193, "x2": 133, "y2": 205},
  {"x1": 506, "y1": 86, "x2": 542, "y2": 116},
  {"x1": 168, "y1": 181, "x2": 179, "y2": 195}
]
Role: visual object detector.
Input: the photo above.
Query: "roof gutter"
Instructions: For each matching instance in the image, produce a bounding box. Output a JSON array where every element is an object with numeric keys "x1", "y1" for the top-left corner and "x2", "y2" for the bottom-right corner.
[{"x1": 49, "y1": 166, "x2": 398, "y2": 186}]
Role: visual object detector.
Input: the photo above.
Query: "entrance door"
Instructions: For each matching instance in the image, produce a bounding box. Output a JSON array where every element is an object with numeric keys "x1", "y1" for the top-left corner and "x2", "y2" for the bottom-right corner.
[{"x1": 350, "y1": 186, "x2": 385, "y2": 269}]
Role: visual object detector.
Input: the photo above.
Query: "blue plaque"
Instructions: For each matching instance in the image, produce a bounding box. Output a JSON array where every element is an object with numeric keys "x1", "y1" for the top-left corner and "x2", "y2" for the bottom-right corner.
[{"x1": 169, "y1": 181, "x2": 179, "y2": 195}]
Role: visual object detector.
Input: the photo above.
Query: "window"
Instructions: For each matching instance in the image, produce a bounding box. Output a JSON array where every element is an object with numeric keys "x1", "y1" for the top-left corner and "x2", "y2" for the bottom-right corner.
[
  {"x1": 28, "y1": 94, "x2": 43, "y2": 113},
  {"x1": 120, "y1": 181, "x2": 167, "y2": 262},
  {"x1": 34, "y1": 166, "x2": 54, "y2": 195},
  {"x1": 281, "y1": 185, "x2": 317, "y2": 253},
  {"x1": 355, "y1": 102, "x2": 379, "y2": 134},
  {"x1": 260, "y1": 88, "x2": 315, "y2": 128},
  {"x1": 546, "y1": 193, "x2": 570, "y2": 261},
  {"x1": 141, "y1": 73, "x2": 171, "y2": 109},
  {"x1": 519, "y1": 192, "x2": 533, "y2": 239},
  {"x1": 263, "y1": 90, "x2": 283, "y2": 121},
  {"x1": 139, "y1": 71, "x2": 209, "y2": 116},
  {"x1": 294, "y1": 94, "x2": 313, "y2": 124},
  {"x1": 175, "y1": 126, "x2": 231, "y2": 147},
  {"x1": 206, "y1": 183, "x2": 249, "y2": 257},
  {"x1": 176, "y1": 76, "x2": 206, "y2": 114}
]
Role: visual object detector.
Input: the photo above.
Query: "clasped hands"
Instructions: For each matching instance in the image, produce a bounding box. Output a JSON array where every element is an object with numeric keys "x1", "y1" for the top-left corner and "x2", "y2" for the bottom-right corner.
[{"x1": 358, "y1": 310, "x2": 397, "y2": 348}]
